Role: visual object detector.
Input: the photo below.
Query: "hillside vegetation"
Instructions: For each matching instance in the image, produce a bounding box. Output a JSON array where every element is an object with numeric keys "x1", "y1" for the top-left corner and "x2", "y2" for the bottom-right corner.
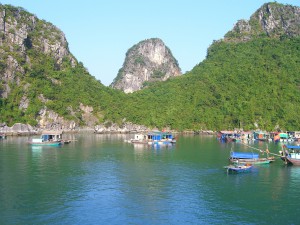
[
  {"x1": 1, "y1": 2, "x2": 300, "y2": 131},
  {"x1": 0, "y1": 4, "x2": 126, "y2": 128},
  {"x1": 121, "y1": 37, "x2": 300, "y2": 131},
  {"x1": 119, "y1": 2, "x2": 300, "y2": 131}
]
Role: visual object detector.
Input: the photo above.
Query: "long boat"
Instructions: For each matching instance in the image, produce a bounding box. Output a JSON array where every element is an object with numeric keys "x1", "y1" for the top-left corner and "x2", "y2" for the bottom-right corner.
[
  {"x1": 280, "y1": 145, "x2": 300, "y2": 165},
  {"x1": 229, "y1": 151, "x2": 275, "y2": 164}
]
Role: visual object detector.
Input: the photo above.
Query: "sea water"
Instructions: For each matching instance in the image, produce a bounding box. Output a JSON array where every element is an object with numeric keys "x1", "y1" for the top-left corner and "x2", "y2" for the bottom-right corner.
[{"x1": 0, "y1": 133, "x2": 298, "y2": 224}]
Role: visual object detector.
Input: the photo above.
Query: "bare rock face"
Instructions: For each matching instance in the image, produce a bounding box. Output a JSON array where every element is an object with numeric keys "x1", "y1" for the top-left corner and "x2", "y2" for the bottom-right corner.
[
  {"x1": 111, "y1": 38, "x2": 181, "y2": 93},
  {"x1": 38, "y1": 107, "x2": 76, "y2": 130},
  {"x1": 224, "y1": 3, "x2": 300, "y2": 42}
]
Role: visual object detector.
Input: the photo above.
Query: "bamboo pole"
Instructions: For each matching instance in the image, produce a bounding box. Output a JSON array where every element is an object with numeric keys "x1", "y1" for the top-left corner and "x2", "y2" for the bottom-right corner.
[{"x1": 239, "y1": 142, "x2": 282, "y2": 157}]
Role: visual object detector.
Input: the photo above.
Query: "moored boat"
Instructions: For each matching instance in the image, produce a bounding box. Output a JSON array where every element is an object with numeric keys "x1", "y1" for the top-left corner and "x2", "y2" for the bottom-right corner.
[
  {"x1": 229, "y1": 151, "x2": 275, "y2": 164},
  {"x1": 224, "y1": 163, "x2": 252, "y2": 173},
  {"x1": 280, "y1": 145, "x2": 300, "y2": 165}
]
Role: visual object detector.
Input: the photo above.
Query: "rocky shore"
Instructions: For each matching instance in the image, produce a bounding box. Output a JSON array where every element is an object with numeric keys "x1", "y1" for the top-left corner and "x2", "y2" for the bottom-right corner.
[
  {"x1": 0, "y1": 122, "x2": 151, "y2": 136},
  {"x1": 0, "y1": 123, "x2": 38, "y2": 136},
  {"x1": 0, "y1": 122, "x2": 215, "y2": 136}
]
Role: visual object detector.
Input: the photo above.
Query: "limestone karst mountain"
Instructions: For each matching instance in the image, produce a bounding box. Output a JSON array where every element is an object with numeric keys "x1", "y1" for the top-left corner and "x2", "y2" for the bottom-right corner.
[
  {"x1": 2, "y1": 2, "x2": 300, "y2": 131},
  {"x1": 224, "y1": 2, "x2": 300, "y2": 42},
  {"x1": 110, "y1": 38, "x2": 182, "y2": 93},
  {"x1": 0, "y1": 4, "x2": 118, "y2": 130}
]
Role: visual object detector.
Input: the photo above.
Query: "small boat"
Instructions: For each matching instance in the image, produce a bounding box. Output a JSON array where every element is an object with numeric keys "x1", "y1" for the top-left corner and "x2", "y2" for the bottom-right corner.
[
  {"x1": 229, "y1": 151, "x2": 275, "y2": 164},
  {"x1": 224, "y1": 163, "x2": 252, "y2": 173},
  {"x1": 280, "y1": 145, "x2": 300, "y2": 165},
  {"x1": 28, "y1": 130, "x2": 66, "y2": 146},
  {"x1": 0, "y1": 133, "x2": 6, "y2": 140}
]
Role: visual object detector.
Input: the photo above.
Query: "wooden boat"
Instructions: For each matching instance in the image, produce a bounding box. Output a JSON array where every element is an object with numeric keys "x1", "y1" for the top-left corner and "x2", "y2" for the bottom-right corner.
[
  {"x1": 224, "y1": 163, "x2": 252, "y2": 173},
  {"x1": 229, "y1": 151, "x2": 275, "y2": 164},
  {"x1": 28, "y1": 130, "x2": 66, "y2": 146},
  {"x1": 280, "y1": 145, "x2": 300, "y2": 165},
  {"x1": 230, "y1": 158, "x2": 273, "y2": 164}
]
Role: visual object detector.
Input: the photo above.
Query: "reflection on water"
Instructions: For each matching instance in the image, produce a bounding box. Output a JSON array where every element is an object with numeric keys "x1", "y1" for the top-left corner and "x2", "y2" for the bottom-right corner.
[
  {"x1": 31, "y1": 146, "x2": 43, "y2": 151},
  {"x1": 133, "y1": 143, "x2": 175, "y2": 151},
  {"x1": 287, "y1": 166, "x2": 300, "y2": 189}
]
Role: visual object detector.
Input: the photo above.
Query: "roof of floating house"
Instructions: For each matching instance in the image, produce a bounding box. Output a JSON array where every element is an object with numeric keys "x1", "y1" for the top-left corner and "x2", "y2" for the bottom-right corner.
[
  {"x1": 230, "y1": 152, "x2": 259, "y2": 159},
  {"x1": 219, "y1": 130, "x2": 235, "y2": 134},
  {"x1": 42, "y1": 130, "x2": 63, "y2": 135},
  {"x1": 279, "y1": 133, "x2": 288, "y2": 138}
]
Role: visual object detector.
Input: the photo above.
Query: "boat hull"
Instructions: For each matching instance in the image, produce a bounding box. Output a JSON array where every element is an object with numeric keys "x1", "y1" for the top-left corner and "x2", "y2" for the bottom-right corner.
[
  {"x1": 224, "y1": 164, "x2": 252, "y2": 173},
  {"x1": 29, "y1": 141, "x2": 62, "y2": 146},
  {"x1": 280, "y1": 145, "x2": 300, "y2": 165},
  {"x1": 230, "y1": 157, "x2": 274, "y2": 164},
  {"x1": 281, "y1": 156, "x2": 300, "y2": 166}
]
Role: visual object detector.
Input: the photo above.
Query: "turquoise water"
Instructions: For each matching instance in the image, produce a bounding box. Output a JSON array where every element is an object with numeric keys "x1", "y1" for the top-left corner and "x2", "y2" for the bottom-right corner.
[{"x1": 0, "y1": 133, "x2": 299, "y2": 224}]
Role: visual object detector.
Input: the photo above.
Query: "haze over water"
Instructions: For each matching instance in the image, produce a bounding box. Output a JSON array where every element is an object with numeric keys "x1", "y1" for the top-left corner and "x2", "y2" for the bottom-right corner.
[{"x1": 0, "y1": 133, "x2": 299, "y2": 224}]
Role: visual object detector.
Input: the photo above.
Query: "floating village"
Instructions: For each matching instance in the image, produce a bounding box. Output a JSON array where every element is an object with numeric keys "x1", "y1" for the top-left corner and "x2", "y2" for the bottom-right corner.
[
  {"x1": 218, "y1": 130, "x2": 300, "y2": 173},
  {"x1": 2, "y1": 127, "x2": 300, "y2": 173}
]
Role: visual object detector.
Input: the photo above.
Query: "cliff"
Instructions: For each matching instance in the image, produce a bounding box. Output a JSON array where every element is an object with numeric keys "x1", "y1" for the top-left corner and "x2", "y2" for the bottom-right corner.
[
  {"x1": 0, "y1": 5, "x2": 76, "y2": 92},
  {"x1": 110, "y1": 38, "x2": 181, "y2": 93}
]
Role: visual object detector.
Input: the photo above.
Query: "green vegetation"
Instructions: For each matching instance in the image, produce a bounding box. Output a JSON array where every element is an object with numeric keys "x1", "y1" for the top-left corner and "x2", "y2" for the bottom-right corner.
[
  {"x1": 134, "y1": 55, "x2": 145, "y2": 65},
  {"x1": 151, "y1": 70, "x2": 165, "y2": 79},
  {"x1": 118, "y1": 37, "x2": 300, "y2": 131},
  {"x1": 1, "y1": 3, "x2": 300, "y2": 131},
  {"x1": 0, "y1": 42, "x2": 127, "y2": 126}
]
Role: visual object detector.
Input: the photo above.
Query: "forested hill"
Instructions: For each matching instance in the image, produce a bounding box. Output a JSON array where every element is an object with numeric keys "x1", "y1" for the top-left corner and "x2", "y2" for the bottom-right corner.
[
  {"x1": 0, "y1": 4, "x2": 126, "y2": 129},
  {"x1": 1, "y1": 2, "x2": 300, "y2": 132},
  {"x1": 118, "y1": 2, "x2": 300, "y2": 131}
]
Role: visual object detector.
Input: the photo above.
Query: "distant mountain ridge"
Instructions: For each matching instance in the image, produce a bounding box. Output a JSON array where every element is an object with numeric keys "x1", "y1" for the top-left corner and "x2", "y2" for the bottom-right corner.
[{"x1": 110, "y1": 38, "x2": 181, "y2": 93}]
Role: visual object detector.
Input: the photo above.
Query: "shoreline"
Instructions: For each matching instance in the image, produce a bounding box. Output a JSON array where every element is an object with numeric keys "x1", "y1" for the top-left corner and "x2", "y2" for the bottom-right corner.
[{"x1": 0, "y1": 122, "x2": 216, "y2": 137}]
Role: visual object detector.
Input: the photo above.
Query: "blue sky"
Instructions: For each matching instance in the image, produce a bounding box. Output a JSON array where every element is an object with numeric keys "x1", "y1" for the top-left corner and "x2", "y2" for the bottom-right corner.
[{"x1": 1, "y1": 0, "x2": 299, "y2": 86}]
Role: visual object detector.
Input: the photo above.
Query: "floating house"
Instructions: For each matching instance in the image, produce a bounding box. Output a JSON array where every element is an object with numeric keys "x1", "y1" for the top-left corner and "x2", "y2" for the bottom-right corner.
[
  {"x1": 294, "y1": 131, "x2": 300, "y2": 142},
  {"x1": 128, "y1": 131, "x2": 176, "y2": 145},
  {"x1": 28, "y1": 131, "x2": 64, "y2": 146},
  {"x1": 217, "y1": 131, "x2": 240, "y2": 142},
  {"x1": 253, "y1": 131, "x2": 270, "y2": 141},
  {"x1": 279, "y1": 133, "x2": 289, "y2": 142}
]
